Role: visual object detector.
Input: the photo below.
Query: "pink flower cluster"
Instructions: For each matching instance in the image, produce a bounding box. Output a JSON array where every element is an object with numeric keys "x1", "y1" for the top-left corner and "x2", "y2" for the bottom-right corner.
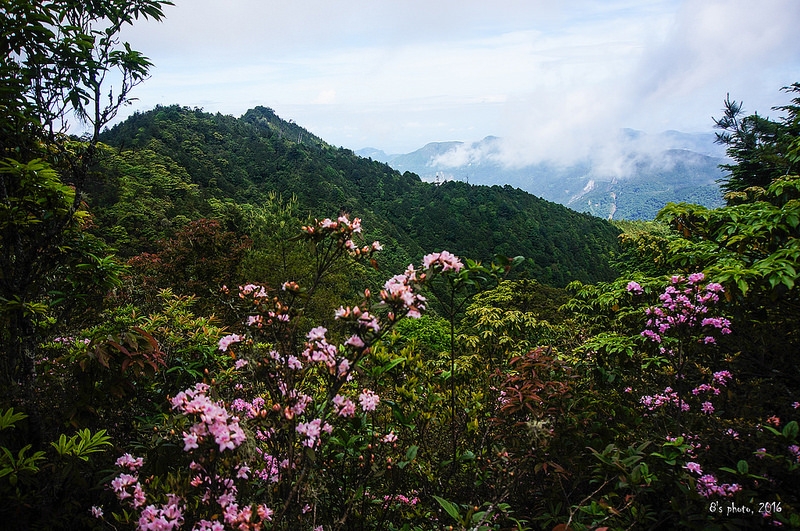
[
  {"x1": 423, "y1": 250, "x2": 464, "y2": 272},
  {"x1": 358, "y1": 389, "x2": 380, "y2": 412},
  {"x1": 111, "y1": 471, "x2": 146, "y2": 509},
  {"x1": 116, "y1": 453, "x2": 144, "y2": 470},
  {"x1": 382, "y1": 493, "x2": 420, "y2": 507},
  {"x1": 684, "y1": 461, "x2": 741, "y2": 497},
  {"x1": 108, "y1": 456, "x2": 194, "y2": 530},
  {"x1": 302, "y1": 326, "x2": 350, "y2": 377},
  {"x1": 137, "y1": 497, "x2": 185, "y2": 531},
  {"x1": 641, "y1": 273, "x2": 730, "y2": 345},
  {"x1": 218, "y1": 334, "x2": 243, "y2": 352},
  {"x1": 53, "y1": 336, "x2": 91, "y2": 346},
  {"x1": 296, "y1": 418, "x2": 333, "y2": 447},
  {"x1": 334, "y1": 306, "x2": 381, "y2": 334},
  {"x1": 691, "y1": 371, "x2": 733, "y2": 400},
  {"x1": 171, "y1": 383, "x2": 246, "y2": 452},
  {"x1": 230, "y1": 397, "x2": 265, "y2": 419},
  {"x1": 302, "y1": 215, "x2": 356, "y2": 240},
  {"x1": 789, "y1": 445, "x2": 800, "y2": 462},
  {"x1": 626, "y1": 281, "x2": 643, "y2": 294},
  {"x1": 380, "y1": 265, "x2": 426, "y2": 319},
  {"x1": 239, "y1": 283, "x2": 268, "y2": 299},
  {"x1": 640, "y1": 387, "x2": 689, "y2": 411},
  {"x1": 187, "y1": 457, "x2": 275, "y2": 530},
  {"x1": 333, "y1": 394, "x2": 356, "y2": 417},
  {"x1": 696, "y1": 474, "x2": 742, "y2": 498}
]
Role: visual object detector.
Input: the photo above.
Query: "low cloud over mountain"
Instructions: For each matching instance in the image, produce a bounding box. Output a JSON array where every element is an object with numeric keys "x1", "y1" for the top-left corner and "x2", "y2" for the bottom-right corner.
[{"x1": 359, "y1": 130, "x2": 727, "y2": 220}]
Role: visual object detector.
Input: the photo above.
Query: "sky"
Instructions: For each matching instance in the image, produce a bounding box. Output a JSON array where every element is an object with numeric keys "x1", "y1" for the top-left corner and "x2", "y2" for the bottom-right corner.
[{"x1": 115, "y1": 0, "x2": 800, "y2": 166}]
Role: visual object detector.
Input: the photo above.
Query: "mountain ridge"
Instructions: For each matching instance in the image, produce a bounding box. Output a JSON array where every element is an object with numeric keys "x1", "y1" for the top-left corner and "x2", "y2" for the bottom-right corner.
[{"x1": 95, "y1": 104, "x2": 622, "y2": 287}]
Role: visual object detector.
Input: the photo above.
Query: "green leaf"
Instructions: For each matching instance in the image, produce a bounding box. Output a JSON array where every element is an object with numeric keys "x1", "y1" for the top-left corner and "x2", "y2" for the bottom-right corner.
[
  {"x1": 405, "y1": 445, "x2": 418, "y2": 461},
  {"x1": 783, "y1": 420, "x2": 799, "y2": 440},
  {"x1": 737, "y1": 460, "x2": 749, "y2": 475},
  {"x1": 433, "y1": 495, "x2": 461, "y2": 524},
  {"x1": 0, "y1": 408, "x2": 27, "y2": 430}
]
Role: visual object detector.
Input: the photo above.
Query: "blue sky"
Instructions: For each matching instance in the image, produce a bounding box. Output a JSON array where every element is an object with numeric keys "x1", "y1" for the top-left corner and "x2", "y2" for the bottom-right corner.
[{"x1": 116, "y1": 0, "x2": 800, "y2": 164}]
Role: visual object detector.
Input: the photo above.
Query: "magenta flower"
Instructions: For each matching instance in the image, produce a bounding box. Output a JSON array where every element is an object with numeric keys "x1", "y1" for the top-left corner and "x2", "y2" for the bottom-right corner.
[
  {"x1": 685, "y1": 462, "x2": 703, "y2": 474},
  {"x1": 626, "y1": 281, "x2": 643, "y2": 294},
  {"x1": 688, "y1": 272, "x2": 705, "y2": 284},
  {"x1": 788, "y1": 445, "x2": 800, "y2": 461},
  {"x1": 701, "y1": 401, "x2": 715, "y2": 414},
  {"x1": 712, "y1": 370, "x2": 732, "y2": 386}
]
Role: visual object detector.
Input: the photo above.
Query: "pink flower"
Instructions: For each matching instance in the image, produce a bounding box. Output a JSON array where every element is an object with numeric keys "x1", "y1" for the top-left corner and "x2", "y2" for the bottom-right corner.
[
  {"x1": 382, "y1": 432, "x2": 397, "y2": 443},
  {"x1": 111, "y1": 473, "x2": 138, "y2": 499},
  {"x1": 688, "y1": 272, "x2": 705, "y2": 284},
  {"x1": 345, "y1": 334, "x2": 365, "y2": 349},
  {"x1": 296, "y1": 419, "x2": 324, "y2": 447},
  {"x1": 626, "y1": 281, "x2": 643, "y2": 294},
  {"x1": 788, "y1": 445, "x2": 800, "y2": 461},
  {"x1": 307, "y1": 326, "x2": 327, "y2": 341},
  {"x1": 333, "y1": 395, "x2": 356, "y2": 417},
  {"x1": 132, "y1": 484, "x2": 146, "y2": 508},
  {"x1": 218, "y1": 334, "x2": 243, "y2": 352},
  {"x1": 257, "y1": 505, "x2": 274, "y2": 521},
  {"x1": 115, "y1": 453, "x2": 144, "y2": 471},
  {"x1": 423, "y1": 250, "x2": 464, "y2": 272},
  {"x1": 91, "y1": 506, "x2": 103, "y2": 518},
  {"x1": 234, "y1": 359, "x2": 248, "y2": 369},
  {"x1": 685, "y1": 462, "x2": 702, "y2": 474},
  {"x1": 701, "y1": 401, "x2": 715, "y2": 414},
  {"x1": 337, "y1": 358, "x2": 351, "y2": 378},
  {"x1": 725, "y1": 429, "x2": 740, "y2": 439},
  {"x1": 359, "y1": 389, "x2": 380, "y2": 412},
  {"x1": 712, "y1": 370, "x2": 732, "y2": 386}
]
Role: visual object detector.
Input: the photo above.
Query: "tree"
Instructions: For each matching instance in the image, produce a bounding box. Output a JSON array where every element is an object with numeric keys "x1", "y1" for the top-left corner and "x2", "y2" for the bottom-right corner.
[
  {"x1": 0, "y1": 0, "x2": 171, "y2": 397},
  {"x1": 713, "y1": 84, "x2": 800, "y2": 197}
]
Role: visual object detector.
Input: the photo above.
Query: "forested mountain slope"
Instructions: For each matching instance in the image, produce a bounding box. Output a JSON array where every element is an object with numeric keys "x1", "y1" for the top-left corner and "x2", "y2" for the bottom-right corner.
[{"x1": 96, "y1": 105, "x2": 620, "y2": 286}]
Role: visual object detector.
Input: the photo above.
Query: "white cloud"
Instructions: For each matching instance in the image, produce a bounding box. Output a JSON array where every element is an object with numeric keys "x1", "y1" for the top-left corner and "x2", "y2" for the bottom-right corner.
[{"x1": 112, "y1": 0, "x2": 800, "y2": 159}]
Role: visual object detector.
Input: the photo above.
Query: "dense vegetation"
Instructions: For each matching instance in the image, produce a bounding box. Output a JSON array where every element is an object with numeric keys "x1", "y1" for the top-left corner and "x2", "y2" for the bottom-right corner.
[
  {"x1": 95, "y1": 104, "x2": 621, "y2": 287},
  {"x1": 2, "y1": 1, "x2": 800, "y2": 530}
]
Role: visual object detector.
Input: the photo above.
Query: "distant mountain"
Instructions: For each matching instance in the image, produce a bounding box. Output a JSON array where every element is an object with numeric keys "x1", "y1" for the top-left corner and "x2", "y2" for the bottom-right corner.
[
  {"x1": 96, "y1": 105, "x2": 622, "y2": 287},
  {"x1": 357, "y1": 131, "x2": 727, "y2": 220}
]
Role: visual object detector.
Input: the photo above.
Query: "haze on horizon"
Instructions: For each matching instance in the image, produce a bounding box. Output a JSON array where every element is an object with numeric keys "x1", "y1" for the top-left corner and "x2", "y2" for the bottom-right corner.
[{"x1": 114, "y1": 0, "x2": 800, "y2": 168}]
